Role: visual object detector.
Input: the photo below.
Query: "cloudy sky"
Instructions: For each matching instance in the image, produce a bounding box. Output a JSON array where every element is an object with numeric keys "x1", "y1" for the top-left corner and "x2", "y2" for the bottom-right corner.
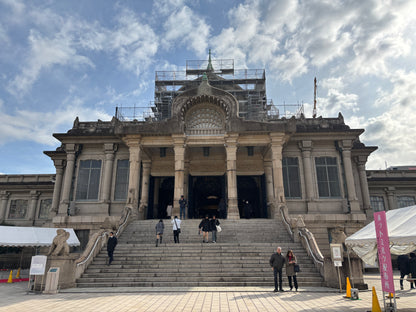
[{"x1": 0, "y1": 0, "x2": 415, "y2": 174}]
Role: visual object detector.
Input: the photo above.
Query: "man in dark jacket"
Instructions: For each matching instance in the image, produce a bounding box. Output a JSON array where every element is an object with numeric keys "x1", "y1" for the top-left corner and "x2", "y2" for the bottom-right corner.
[
  {"x1": 107, "y1": 232, "x2": 118, "y2": 265},
  {"x1": 409, "y1": 252, "x2": 416, "y2": 289},
  {"x1": 397, "y1": 254, "x2": 410, "y2": 290},
  {"x1": 179, "y1": 195, "x2": 187, "y2": 220},
  {"x1": 270, "y1": 246, "x2": 286, "y2": 292}
]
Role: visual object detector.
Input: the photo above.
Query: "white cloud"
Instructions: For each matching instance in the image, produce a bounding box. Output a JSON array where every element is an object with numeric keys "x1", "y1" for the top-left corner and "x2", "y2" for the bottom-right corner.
[
  {"x1": 4, "y1": 5, "x2": 160, "y2": 97},
  {"x1": 0, "y1": 97, "x2": 112, "y2": 146},
  {"x1": 0, "y1": 24, "x2": 8, "y2": 45},
  {"x1": 7, "y1": 28, "x2": 94, "y2": 97},
  {"x1": 162, "y1": 6, "x2": 210, "y2": 56},
  {"x1": 110, "y1": 9, "x2": 159, "y2": 75},
  {"x1": 359, "y1": 70, "x2": 416, "y2": 169},
  {"x1": 153, "y1": 0, "x2": 187, "y2": 15},
  {"x1": 348, "y1": 0, "x2": 415, "y2": 76},
  {"x1": 0, "y1": 0, "x2": 25, "y2": 18},
  {"x1": 270, "y1": 49, "x2": 308, "y2": 82}
]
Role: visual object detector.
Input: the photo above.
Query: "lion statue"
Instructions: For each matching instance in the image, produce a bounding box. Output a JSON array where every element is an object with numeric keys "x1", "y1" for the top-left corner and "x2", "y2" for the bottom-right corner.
[{"x1": 47, "y1": 229, "x2": 70, "y2": 256}]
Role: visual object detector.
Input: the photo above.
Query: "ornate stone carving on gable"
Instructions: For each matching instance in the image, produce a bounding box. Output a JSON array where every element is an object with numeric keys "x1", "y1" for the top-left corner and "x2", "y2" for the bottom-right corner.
[{"x1": 185, "y1": 103, "x2": 225, "y2": 135}]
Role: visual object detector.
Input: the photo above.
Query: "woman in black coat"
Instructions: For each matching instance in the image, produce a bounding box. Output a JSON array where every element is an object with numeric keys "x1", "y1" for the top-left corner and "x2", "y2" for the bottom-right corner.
[{"x1": 199, "y1": 215, "x2": 210, "y2": 243}]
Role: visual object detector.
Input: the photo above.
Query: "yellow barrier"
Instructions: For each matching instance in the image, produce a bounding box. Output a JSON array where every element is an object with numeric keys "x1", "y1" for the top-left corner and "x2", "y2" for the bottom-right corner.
[{"x1": 372, "y1": 286, "x2": 382, "y2": 312}]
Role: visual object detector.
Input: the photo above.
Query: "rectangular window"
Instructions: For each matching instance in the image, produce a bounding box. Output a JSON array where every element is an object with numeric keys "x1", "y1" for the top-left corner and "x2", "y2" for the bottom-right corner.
[
  {"x1": 397, "y1": 196, "x2": 416, "y2": 208},
  {"x1": 282, "y1": 157, "x2": 301, "y2": 198},
  {"x1": 370, "y1": 196, "x2": 385, "y2": 211},
  {"x1": 8, "y1": 199, "x2": 28, "y2": 219},
  {"x1": 114, "y1": 159, "x2": 129, "y2": 201},
  {"x1": 38, "y1": 199, "x2": 52, "y2": 219},
  {"x1": 315, "y1": 157, "x2": 341, "y2": 198},
  {"x1": 76, "y1": 159, "x2": 102, "y2": 200}
]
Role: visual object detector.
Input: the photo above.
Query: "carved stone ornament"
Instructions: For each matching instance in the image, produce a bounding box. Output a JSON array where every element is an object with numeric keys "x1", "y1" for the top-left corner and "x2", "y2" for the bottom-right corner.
[
  {"x1": 47, "y1": 229, "x2": 70, "y2": 256},
  {"x1": 185, "y1": 104, "x2": 225, "y2": 135}
]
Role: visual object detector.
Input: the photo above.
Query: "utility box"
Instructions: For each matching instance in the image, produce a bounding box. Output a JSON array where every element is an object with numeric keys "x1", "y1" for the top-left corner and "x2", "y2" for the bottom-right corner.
[
  {"x1": 44, "y1": 267, "x2": 60, "y2": 294},
  {"x1": 351, "y1": 288, "x2": 359, "y2": 300}
]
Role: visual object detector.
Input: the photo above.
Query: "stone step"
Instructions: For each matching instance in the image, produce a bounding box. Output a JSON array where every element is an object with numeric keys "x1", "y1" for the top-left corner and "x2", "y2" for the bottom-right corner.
[
  {"x1": 81, "y1": 271, "x2": 321, "y2": 278},
  {"x1": 76, "y1": 281, "x2": 325, "y2": 288},
  {"x1": 77, "y1": 219, "x2": 324, "y2": 288},
  {"x1": 76, "y1": 276, "x2": 324, "y2": 284}
]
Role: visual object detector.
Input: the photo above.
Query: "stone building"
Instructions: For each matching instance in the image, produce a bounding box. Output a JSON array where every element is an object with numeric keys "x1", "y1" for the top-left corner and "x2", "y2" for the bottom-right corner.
[{"x1": 1, "y1": 55, "x2": 415, "y2": 255}]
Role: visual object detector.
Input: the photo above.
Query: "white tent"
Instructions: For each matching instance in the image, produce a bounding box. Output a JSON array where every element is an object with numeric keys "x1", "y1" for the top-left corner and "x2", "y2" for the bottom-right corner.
[
  {"x1": 345, "y1": 205, "x2": 416, "y2": 265},
  {"x1": 0, "y1": 226, "x2": 80, "y2": 247}
]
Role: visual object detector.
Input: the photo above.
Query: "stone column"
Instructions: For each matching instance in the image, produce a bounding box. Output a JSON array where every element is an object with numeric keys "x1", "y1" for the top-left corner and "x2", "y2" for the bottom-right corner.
[
  {"x1": 355, "y1": 156, "x2": 371, "y2": 213},
  {"x1": 341, "y1": 140, "x2": 360, "y2": 213},
  {"x1": 153, "y1": 178, "x2": 160, "y2": 219},
  {"x1": 101, "y1": 143, "x2": 117, "y2": 215},
  {"x1": 58, "y1": 144, "x2": 77, "y2": 215},
  {"x1": 299, "y1": 140, "x2": 316, "y2": 213},
  {"x1": 172, "y1": 135, "x2": 186, "y2": 217},
  {"x1": 270, "y1": 133, "x2": 286, "y2": 218},
  {"x1": 385, "y1": 187, "x2": 396, "y2": 211},
  {"x1": 264, "y1": 160, "x2": 274, "y2": 218},
  {"x1": 225, "y1": 134, "x2": 239, "y2": 219},
  {"x1": 0, "y1": 191, "x2": 10, "y2": 222},
  {"x1": 125, "y1": 138, "x2": 142, "y2": 219},
  {"x1": 50, "y1": 160, "x2": 64, "y2": 218},
  {"x1": 28, "y1": 190, "x2": 40, "y2": 222},
  {"x1": 139, "y1": 160, "x2": 151, "y2": 220}
]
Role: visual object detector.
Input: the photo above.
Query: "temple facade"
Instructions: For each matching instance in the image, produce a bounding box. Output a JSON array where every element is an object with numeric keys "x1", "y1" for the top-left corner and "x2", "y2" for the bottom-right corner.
[{"x1": 1, "y1": 56, "x2": 415, "y2": 252}]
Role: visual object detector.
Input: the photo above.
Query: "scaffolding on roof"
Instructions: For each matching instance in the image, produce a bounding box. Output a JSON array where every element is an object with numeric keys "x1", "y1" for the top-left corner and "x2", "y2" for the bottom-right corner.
[{"x1": 115, "y1": 57, "x2": 304, "y2": 122}]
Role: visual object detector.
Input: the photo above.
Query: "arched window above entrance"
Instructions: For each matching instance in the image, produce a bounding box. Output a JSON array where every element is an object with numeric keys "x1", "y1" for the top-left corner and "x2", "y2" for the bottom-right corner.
[{"x1": 185, "y1": 104, "x2": 225, "y2": 135}]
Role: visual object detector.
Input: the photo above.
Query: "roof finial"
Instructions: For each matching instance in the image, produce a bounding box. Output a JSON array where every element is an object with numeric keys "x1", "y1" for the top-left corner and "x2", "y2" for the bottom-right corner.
[
  {"x1": 202, "y1": 72, "x2": 208, "y2": 81},
  {"x1": 207, "y1": 49, "x2": 213, "y2": 71}
]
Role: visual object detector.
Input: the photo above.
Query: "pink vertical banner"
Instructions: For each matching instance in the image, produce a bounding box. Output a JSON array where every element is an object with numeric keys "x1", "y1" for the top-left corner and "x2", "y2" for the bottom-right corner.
[{"x1": 374, "y1": 211, "x2": 395, "y2": 294}]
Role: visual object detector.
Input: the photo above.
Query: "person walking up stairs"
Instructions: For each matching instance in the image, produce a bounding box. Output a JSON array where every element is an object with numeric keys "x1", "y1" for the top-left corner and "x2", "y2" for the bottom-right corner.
[{"x1": 155, "y1": 219, "x2": 164, "y2": 247}]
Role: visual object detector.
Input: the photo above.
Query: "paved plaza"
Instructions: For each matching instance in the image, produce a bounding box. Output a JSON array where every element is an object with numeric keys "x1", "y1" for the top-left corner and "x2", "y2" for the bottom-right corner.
[{"x1": 0, "y1": 272, "x2": 415, "y2": 312}]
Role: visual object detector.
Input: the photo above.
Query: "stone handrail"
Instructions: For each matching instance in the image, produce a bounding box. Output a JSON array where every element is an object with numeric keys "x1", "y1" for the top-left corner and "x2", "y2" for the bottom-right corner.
[
  {"x1": 74, "y1": 207, "x2": 132, "y2": 279},
  {"x1": 116, "y1": 206, "x2": 131, "y2": 237},
  {"x1": 298, "y1": 227, "x2": 324, "y2": 267},
  {"x1": 279, "y1": 205, "x2": 324, "y2": 275},
  {"x1": 279, "y1": 205, "x2": 293, "y2": 239}
]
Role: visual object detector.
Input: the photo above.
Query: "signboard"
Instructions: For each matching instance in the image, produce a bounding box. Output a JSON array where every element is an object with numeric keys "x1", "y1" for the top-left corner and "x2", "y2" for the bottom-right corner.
[
  {"x1": 330, "y1": 243, "x2": 343, "y2": 262},
  {"x1": 334, "y1": 260, "x2": 342, "y2": 267},
  {"x1": 29, "y1": 255, "x2": 47, "y2": 276},
  {"x1": 374, "y1": 211, "x2": 395, "y2": 294}
]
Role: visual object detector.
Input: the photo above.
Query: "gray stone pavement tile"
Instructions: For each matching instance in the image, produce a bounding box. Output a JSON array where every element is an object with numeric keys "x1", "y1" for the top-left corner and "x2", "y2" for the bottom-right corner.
[{"x1": 0, "y1": 272, "x2": 415, "y2": 311}]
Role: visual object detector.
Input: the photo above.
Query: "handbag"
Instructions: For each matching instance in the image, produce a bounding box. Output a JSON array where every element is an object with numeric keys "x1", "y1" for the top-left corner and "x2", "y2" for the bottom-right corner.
[
  {"x1": 174, "y1": 219, "x2": 181, "y2": 233},
  {"x1": 216, "y1": 225, "x2": 222, "y2": 232},
  {"x1": 294, "y1": 264, "x2": 300, "y2": 272}
]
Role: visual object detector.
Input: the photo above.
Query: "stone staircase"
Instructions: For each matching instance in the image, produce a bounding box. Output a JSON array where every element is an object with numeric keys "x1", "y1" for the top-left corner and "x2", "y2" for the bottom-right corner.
[{"x1": 76, "y1": 219, "x2": 324, "y2": 288}]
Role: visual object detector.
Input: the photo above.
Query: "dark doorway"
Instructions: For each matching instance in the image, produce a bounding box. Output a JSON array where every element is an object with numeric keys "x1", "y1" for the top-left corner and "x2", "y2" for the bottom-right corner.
[
  {"x1": 189, "y1": 176, "x2": 225, "y2": 218},
  {"x1": 237, "y1": 175, "x2": 267, "y2": 218},
  {"x1": 157, "y1": 177, "x2": 174, "y2": 219}
]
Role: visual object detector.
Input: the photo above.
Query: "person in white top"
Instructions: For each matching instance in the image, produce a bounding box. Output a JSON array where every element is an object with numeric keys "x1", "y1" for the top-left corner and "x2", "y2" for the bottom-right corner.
[
  {"x1": 166, "y1": 204, "x2": 172, "y2": 219},
  {"x1": 171, "y1": 216, "x2": 182, "y2": 243}
]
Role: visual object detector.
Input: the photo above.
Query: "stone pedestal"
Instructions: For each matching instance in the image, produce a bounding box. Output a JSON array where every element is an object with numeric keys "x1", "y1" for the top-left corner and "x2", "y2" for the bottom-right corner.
[{"x1": 46, "y1": 254, "x2": 79, "y2": 289}]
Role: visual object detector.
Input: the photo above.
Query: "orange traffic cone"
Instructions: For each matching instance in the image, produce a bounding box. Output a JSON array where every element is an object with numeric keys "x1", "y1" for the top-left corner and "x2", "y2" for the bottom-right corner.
[
  {"x1": 372, "y1": 286, "x2": 382, "y2": 312},
  {"x1": 7, "y1": 270, "x2": 13, "y2": 283},
  {"x1": 345, "y1": 277, "x2": 351, "y2": 298},
  {"x1": 16, "y1": 268, "x2": 20, "y2": 279}
]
